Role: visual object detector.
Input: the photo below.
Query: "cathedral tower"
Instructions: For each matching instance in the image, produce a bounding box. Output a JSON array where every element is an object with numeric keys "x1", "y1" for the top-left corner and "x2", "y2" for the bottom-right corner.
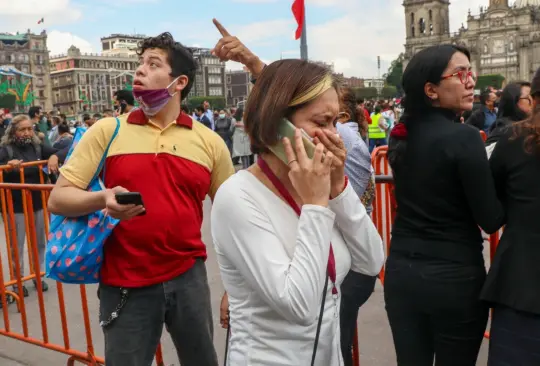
[{"x1": 403, "y1": 0, "x2": 450, "y2": 39}]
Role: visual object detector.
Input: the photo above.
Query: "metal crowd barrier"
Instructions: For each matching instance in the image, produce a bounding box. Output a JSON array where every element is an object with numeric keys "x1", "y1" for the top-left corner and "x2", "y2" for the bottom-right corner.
[{"x1": 0, "y1": 161, "x2": 165, "y2": 366}]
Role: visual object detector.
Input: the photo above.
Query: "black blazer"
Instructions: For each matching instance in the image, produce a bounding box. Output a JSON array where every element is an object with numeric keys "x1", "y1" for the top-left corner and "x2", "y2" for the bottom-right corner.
[{"x1": 481, "y1": 128, "x2": 540, "y2": 315}]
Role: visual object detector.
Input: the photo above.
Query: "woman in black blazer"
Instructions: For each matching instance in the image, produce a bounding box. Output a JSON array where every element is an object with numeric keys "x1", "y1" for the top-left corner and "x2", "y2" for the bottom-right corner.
[{"x1": 481, "y1": 68, "x2": 540, "y2": 366}]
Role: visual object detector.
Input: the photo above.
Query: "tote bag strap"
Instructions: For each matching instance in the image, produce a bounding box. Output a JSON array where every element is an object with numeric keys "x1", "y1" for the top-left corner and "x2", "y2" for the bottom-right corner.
[
  {"x1": 91, "y1": 117, "x2": 121, "y2": 186},
  {"x1": 311, "y1": 275, "x2": 329, "y2": 366}
]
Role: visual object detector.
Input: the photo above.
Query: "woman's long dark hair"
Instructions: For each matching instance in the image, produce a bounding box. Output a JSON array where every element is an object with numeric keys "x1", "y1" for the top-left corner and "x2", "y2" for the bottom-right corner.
[
  {"x1": 388, "y1": 44, "x2": 471, "y2": 172},
  {"x1": 497, "y1": 82, "x2": 530, "y2": 122},
  {"x1": 513, "y1": 68, "x2": 540, "y2": 154}
]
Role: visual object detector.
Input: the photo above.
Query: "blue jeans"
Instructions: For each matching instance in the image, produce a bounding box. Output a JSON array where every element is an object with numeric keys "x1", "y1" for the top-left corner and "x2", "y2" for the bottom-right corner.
[
  {"x1": 99, "y1": 259, "x2": 218, "y2": 366},
  {"x1": 369, "y1": 138, "x2": 387, "y2": 153}
]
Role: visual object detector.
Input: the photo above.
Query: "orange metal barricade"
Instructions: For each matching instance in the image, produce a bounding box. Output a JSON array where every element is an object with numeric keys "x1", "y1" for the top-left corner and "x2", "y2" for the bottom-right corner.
[{"x1": 0, "y1": 161, "x2": 165, "y2": 366}]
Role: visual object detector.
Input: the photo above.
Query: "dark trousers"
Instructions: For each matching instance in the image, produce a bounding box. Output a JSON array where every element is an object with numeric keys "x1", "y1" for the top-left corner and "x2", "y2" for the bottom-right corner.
[
  {"x1": 384, "y1": 252, "x2": 488, "y2": 366},
  {"x1": 489, "y1": 306, "x2": 540, "y2": 366},
  {"x1": 368, "y1": 138, "x2": 387, "y2": 153},
  {"x1": 339, "y1": 270, "x2": 377, "y2": 366},
  {"x1": 98, "y1": 259, "x2": 218, "y2": 366}
]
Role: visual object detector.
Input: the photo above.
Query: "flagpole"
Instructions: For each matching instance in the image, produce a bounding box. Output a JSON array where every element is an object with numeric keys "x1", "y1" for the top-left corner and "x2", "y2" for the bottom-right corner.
[{"x1": 300, "y1": 3, "x2": 308, "y2": 61}]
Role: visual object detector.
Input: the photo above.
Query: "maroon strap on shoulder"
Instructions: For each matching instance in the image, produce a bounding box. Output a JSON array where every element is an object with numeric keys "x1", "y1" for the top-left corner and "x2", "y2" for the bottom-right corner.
[{"x1": 257, "y1": 157, "x2": 337, "y2": 295}]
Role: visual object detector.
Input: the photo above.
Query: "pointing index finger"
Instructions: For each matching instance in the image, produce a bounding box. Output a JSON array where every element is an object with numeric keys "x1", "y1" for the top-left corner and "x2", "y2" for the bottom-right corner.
[{"x1": 213, "y1": 18, "x2": 231, "y2": 37}]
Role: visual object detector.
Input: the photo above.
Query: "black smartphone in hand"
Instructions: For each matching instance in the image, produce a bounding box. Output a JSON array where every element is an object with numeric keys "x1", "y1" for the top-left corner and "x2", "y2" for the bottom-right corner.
[{"x1": 115, "y1": 192, "x2": 145, "y2": 215}]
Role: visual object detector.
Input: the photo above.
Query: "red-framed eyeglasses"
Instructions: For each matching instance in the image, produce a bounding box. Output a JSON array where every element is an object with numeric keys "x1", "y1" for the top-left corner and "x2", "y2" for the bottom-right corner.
[{"x1": 441, "y1": 70, "x2": 477, "y2": 85}]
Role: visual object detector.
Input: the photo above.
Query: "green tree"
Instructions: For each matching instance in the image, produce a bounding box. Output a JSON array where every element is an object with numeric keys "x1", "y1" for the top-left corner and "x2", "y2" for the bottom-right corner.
[
  {"x1": 186, "y1": 96, "x2": 226, "y2": 111},
  {"x1": 381, "y1": 86, "x2": 398, "y2": 99},
  {"x1": 476, "y1": 74, "x2": 505, "y2": 90},
  {"x1": 353, "y1": 87, "x2": 378, "y2": 100},
  {"x1": 383, "y1": 54, "x2": 404, "y2": 96}
]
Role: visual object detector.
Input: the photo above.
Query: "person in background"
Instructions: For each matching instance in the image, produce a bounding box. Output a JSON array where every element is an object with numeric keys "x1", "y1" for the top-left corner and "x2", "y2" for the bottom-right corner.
[
  {"x1": 335, "y1": 87, "x2": 378, "y2": 366},
  {"x1": 214, "y1": 109, "x2": 233, "y2": 154},
  {"x1": 0, "y1": 109, "x2": 6, "y2": 138},
  {"x1": 386, "y1": 44, "x2": 504, "y2": 366},
  {"x1": 48, "y1": 116, "x2": 62, "y2": 144},
  {"x1": 180, "y1": 104, "x2": 190, "y2": 115},
  {"x1": 82, "y1": 114, "x2": 92, "y2": 128},
  {"x1": 52, "y1": 123, "x2": 73, "y2": 150},
  {"x1": 382, "y1": 102, "x2": 396, "y2": 139},
  {"x1": 103, "y1": 109, "x2": 114, "y2": 118},
  {"x1": 357, "y1": 98, "x2": 372, "y2": 127},
  {"x1": 194, "y1": 106, "x2": 212, "y2": 129},
  {"x1": 355, "y1": 104, "x2": 369, "y2": 145},
  {"x1": 466, "y1": 88, "x2": 497, "y2": 133},
  {"x1": 480, "y1": 68, "x2": 540, "y2": 366},
  {"x1": 368, "y1": 105, "x2": 387, "y2": 152},
  {"x1": 29, "y1": 106, "x2": 50, "y2": 146},
  {"x1": 231, "y1": 107, "x2": 251, "y2": 169},
  {"x1": 0, "y1": 115, "x2": 60, "y2": 296},
  {"x1": 113, "y1": 89, "x2": 135, "y2": 115},
  {"x1": 203, "y1": 100, "x2": 214, "y2": 130},
  {"x1": 485, "y1": 81, "x2": 532, "y2": 157},
  {"x1": 92, "y1": 113, "x2": 102, "y2": 125}
]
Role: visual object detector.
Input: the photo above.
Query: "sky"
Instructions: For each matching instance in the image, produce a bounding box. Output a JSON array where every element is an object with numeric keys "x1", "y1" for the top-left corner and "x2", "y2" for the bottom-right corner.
[{"x1": 0, "y1": 0, "x2": 511, "y2": 78}]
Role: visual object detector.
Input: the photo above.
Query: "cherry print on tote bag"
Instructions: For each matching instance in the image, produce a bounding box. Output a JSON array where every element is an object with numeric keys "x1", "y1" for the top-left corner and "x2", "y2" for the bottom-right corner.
[{"x1": 45, "y1": 118, "x2": 120, "y2": 284}]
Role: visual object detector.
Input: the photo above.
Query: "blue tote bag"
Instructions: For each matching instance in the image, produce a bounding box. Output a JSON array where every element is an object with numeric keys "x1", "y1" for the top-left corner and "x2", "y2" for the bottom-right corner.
[{"x1": 46, "y1": 118, "x2": 121, "y2": 284}]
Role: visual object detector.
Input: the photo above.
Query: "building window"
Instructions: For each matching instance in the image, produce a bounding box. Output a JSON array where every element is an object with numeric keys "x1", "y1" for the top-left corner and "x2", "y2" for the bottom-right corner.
[
  {"x1": 39, "y1": 90, "x2": 44, "y2": 98},
  {"x1": 227, "y1": 75, "x2": 231, "y2": 84},
  {"x1": 429, "y1": 10, "x2": 432, "y2": 21},
  {"x1": 209, "y1": 87, "x2": 223, "y2": 96},
  {"x1": 209, "y1": 76, "x2": 222, "y2": 84},
  {"x1": 419, "y1": 18, "x2": 426, "y2": 34}
]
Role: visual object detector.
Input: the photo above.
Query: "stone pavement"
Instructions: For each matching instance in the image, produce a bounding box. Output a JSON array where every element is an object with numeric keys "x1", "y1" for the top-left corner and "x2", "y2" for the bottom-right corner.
[{"x1": 0, "y1": 197, "x2": 490, "y2": 365}]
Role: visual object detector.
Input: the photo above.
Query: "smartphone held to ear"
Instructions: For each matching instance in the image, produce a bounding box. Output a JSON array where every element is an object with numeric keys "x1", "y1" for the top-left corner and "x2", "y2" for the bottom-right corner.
[
  {"x1": 268, "y1": 119, "x2": 316, "y2": 164},
  {"x1": 115, "y1": 192, "x2": 146, "y2": 216}
]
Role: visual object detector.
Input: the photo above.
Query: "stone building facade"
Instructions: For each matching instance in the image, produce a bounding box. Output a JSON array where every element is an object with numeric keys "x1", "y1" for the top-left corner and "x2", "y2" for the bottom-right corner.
[
  {"x1": 49, "y1": 46, "x2": 138, "y2": 115},
  {"x1": 187, "y1": 47, "x2": 227, "y2": 100},
  {"x1": 0, "y1": 30, "x2": 52, "y2": 112},
  {"x1": 403, "y1": 0, "x2": 540, "y2": 82}
]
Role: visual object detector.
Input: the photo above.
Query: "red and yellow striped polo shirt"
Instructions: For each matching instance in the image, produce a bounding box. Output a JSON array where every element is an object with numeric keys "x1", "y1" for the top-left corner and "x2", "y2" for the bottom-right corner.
[{"x1": 60, "y1": 109, "x2": 235, "y2": 287}]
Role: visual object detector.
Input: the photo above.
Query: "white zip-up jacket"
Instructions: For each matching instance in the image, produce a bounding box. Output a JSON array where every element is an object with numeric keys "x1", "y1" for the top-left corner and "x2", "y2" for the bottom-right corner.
[{"x1": 211, "y1": 171, "x2": 384, "y2": 366}]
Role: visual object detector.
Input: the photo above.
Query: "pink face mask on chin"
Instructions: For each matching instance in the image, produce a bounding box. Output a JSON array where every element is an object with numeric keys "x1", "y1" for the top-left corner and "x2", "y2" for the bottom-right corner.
[{"x1": 132, "y1": 77, "x2": 180, "y2": 116}]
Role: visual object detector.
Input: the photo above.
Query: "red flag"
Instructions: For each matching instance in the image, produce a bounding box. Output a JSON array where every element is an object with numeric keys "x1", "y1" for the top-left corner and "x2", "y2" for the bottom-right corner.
[{"x1": 292, "y1": 0, "x2": 304, "y2": 40}]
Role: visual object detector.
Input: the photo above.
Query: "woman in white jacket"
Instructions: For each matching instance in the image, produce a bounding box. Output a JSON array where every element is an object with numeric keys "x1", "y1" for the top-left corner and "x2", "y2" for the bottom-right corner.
[{"x1": 211, "y1": 59, "x2": 384, "y2": 366}]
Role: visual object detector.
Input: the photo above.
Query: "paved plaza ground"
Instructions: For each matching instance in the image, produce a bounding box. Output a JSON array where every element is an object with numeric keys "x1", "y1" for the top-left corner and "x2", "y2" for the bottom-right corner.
[{"x1": 0, "y1": 197, "x2": 490, "y2": 366}]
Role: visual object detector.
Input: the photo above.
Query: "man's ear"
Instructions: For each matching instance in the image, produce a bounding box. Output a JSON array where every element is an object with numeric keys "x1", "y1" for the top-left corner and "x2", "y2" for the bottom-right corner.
[{"x1": 175, "y1": 76, "x2": 189, "y2": 94}]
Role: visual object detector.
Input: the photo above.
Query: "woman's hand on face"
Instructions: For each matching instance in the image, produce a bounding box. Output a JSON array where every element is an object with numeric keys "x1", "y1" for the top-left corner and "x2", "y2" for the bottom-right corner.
[
  {"x1": 314, "y1": 130, "x2": 347, "y2": 198},
  {"x1": 283, "y1": 128, "x2": 334, "y2": 207}
]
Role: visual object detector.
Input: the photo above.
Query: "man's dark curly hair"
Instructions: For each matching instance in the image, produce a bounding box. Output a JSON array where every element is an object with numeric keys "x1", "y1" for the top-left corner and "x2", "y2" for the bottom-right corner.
[{"x1": 137, "y1": 32, "x2": 198, "y2": 100}]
